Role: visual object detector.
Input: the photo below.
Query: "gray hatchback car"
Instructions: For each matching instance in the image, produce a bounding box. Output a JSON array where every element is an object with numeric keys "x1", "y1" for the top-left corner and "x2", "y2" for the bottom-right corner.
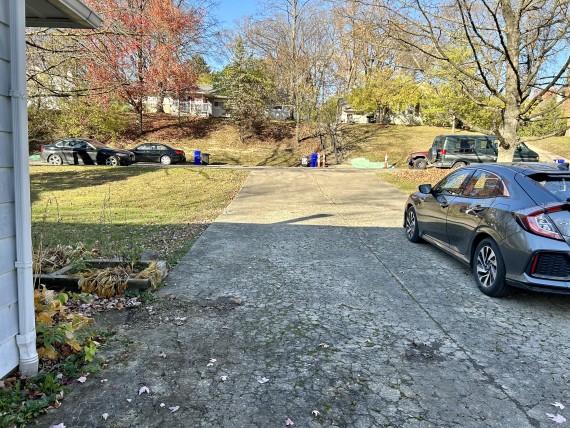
[
  {"x1": 427, "y1": 135, "x2": 539, "y2": 168},
  {"x1": 404, "y1": 163, "x2": 570, "y2": 297}
]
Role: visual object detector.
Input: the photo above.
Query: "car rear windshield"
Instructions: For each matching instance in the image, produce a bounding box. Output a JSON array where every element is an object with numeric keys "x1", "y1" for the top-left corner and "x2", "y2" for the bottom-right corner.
[{"x1": 529, "y1": 174, "x2": 570, "y2": 201}]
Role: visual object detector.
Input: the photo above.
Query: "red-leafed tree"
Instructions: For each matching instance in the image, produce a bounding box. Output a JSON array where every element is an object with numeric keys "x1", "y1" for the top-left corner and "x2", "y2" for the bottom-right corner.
[{"x1": 83, "y1": 0, "x2": 206, "y2": 134}]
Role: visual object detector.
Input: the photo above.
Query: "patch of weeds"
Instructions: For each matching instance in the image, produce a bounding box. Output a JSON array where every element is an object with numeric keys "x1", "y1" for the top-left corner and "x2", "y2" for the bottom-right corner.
[
  {"x1": 0, "y1": 288, "x2": 103, "y2": 428},
  {"x1": 125, "y1": 289, "x2": 156, "y2": 304}
]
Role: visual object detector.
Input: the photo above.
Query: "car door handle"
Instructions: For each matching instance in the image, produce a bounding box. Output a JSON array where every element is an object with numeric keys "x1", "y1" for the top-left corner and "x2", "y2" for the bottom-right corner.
[{"x1": 466, "y1": 205, "x2": 485, "y2": 215}]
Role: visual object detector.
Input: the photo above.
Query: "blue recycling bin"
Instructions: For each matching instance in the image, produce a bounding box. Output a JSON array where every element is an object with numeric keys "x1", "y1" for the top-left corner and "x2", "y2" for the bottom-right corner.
[
  {"x1": 194, "y1": 150, "x2": 201, "y2": 165},
  {"x1": 310, "y1": 153, "x2": 318, "y2": 167}
]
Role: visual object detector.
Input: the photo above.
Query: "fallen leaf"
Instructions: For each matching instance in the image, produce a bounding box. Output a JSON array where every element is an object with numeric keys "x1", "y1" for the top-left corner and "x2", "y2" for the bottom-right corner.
[
  {"x1": 206, "y1": 363, "x2": 214, "y2": 367},
  {"x1": 552, "y1": 402, "x2": 566, "y2": 410},
  {"x1": 209, "y1": 359, "x2": 217, "y2": 363},
  {"x1": 312, "y1": 409, "x2": 320, "y2": 417},
  {"x1": 159, "y1": 352, "x2": 167, "y2": 359},
  {"x1": 221, "y1": 376, "x2": 228, "y2": 381},
  {"x1": 126, "y1": 399, "x2": 132, "y2": 403},
  {"x1": 160, "y1": 403, "x2": 165, "y2": 407},
  {"x1": 77, "y1": 376, "x2": 87, "y2": 383},
  {"x1": 169, "y1": 406, "x2": 180, "y2": 413},
  {"x1": 102, "y1": 413, "x2": 109, "y2": 421},
  {"x1": 50, "y1": 424, "x2": 65, "y2": 428},
  {"x1": 546, "y1": 413, "x2": 567, "y2": 423},
  {"x1": 285, "y1": 417, "x2": 294, "y2": 426},
  {"x1": 258, "y1": 377, "x2": 269, "y2": 384},
  {"x1": 138, "y1": 386, "x2": 150, "y2": 395}
]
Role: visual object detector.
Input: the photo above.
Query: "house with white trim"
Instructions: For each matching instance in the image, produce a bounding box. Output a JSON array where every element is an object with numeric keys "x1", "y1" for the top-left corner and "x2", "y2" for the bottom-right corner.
[
  {"x1": 1, "y1": 0, "x2": 101, "y2": 378},
  {"x1": 145, "y1": 84, "x2": 230, "y2": 118}
]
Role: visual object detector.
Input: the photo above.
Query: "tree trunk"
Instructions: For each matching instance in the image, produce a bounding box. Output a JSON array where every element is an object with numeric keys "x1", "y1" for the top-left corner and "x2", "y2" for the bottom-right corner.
[
  {"x1": 136, "y1": 100, "x2": 144, "y2": 136},
  {"x1": 156, "y1": 83, "x2": 165, "y2": 113},
  {"x1": 496, "y1": 2, "x2": 520, "y2": 163},
  {"x1": 565, "y1": 68, "x2": 570, "y2": 136}
]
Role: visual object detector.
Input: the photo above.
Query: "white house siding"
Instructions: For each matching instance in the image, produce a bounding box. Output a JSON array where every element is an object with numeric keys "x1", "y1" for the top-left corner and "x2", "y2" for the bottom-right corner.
[{"x1": 0, "y1": 0, "x2": 19, "y2": 378}]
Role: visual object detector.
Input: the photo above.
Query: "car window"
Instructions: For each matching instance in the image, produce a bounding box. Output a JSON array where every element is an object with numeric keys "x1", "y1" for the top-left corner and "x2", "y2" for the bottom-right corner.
[
  {"x1": 444, "y1": 136, "x2": 458, "y2": 152},
  {"x1": 137, "y1": 144, "x2": 150, "y2": 150},
  {"x1": 463, "y1": 170, "x2": 507, "y2": 198},
  {"x1": 156, "y1": 145, "x2": 167, "y2": 150},
  {"x1": 530, "y1": 174, "x2": 570, "y2": 200},
  {"x1": 434, "y1": 170, "x2": 474, "y2": 196},
  {"x1": 478, "y1": 139, "x2": 497, "y2": 155},
  {"x1": 457, "y1": 138, "x2": 475, "y2": 154},
  {"x1": 73, "y1": 140, "x2": 88, "y2": 149},
  {"x1": 55, "y1": 141, "x2": 64, "y2": 148}
]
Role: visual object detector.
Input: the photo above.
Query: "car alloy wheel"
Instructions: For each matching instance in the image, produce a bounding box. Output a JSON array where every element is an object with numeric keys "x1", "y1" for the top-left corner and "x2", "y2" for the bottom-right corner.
[
  {"x1": 106, "y1": 156, "x2": 120, "y2": 166},
  {"x1": 160, "y1": 155, "x2": 172, "y2": 165},
  {"x1": 48, "y1": 154, "x2": 62, "y2": 165},
  {"x1": 473, "y1": 238, "x2": 512, "y2": 297},
  {"x1": 476, "y1": 245, "x2": 497, "y2": 288},
  {"x1": 405, "y1": 207, "x2": 421, "y2": 243}
]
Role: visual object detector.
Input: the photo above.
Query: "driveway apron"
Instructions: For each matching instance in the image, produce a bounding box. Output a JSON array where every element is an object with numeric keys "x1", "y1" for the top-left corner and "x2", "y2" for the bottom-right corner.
[{"x1": 40, "y1": 169, "x2": 570, "y2": 428}]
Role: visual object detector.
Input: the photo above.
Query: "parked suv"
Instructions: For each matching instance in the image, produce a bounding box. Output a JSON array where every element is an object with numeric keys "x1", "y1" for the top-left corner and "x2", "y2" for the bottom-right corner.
[{"x1": 427, "y1": 134, "x2": 539, "y2": 169}]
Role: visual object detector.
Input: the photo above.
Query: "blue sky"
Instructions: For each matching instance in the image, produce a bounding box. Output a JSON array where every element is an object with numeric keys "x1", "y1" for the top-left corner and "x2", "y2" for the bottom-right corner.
[{"x1": 215, "y1": 0, "x2": 259, "y2": 27}]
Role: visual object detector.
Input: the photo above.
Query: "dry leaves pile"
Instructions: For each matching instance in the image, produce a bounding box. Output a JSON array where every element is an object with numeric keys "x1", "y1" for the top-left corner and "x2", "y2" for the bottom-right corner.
[
  {"x1": 78, "y1": 261, "x2": 164, "y2": 298},
  {"x1": 34, "y1": 244, "x2": 100, "y2": 274},
  {"x1": 390, "y1": 169, "x2": 449, "y2": 186}
]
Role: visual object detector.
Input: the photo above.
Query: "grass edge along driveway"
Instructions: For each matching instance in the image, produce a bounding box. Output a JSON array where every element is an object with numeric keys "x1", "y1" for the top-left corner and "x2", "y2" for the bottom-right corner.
[{"x1": 31, "y1": 166, "x2": 248, "y2": 266}]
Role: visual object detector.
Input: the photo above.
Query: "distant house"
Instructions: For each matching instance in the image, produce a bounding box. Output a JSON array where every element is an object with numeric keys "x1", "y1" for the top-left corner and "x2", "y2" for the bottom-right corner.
[
  {"x1": 146, "y1": 84, "x2": 229, "y2": 118},
  {"x1": 266, "y1": 105, "x2": 294, "y2": 121},
  {"x1": 1, "y1": 0, "x2": 101, "y2": 379},
  {"x1": 337, "y1": 99, "x2": 422, "y2": 125},
  {"x1": 338, "y1": 99, "x2": 371, "y2": 124}
]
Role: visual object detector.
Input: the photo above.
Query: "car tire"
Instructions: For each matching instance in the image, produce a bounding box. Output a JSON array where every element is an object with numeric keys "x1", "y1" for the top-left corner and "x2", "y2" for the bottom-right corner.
[
  {"x1": 452, "y1": 161, "x2": 467, "y2": 169},
  {"x1": 405, "y1": 206, "x2": 422, "y2": 243},
  {"x1": 473, "y1": 238, "x2": 513, "y2": 297},
  {"x1": 413, "y1": 158, "x2": 427, "y2": 169},
  {"x1": 48, "y1": 154, "x2": 63, "y2": 166},
  {"x1": 105, "y1": 156, "x2": 120, "y2": 166},
  {"x1": 160, "y1": 155, "x2": 172, "y2": 165}
]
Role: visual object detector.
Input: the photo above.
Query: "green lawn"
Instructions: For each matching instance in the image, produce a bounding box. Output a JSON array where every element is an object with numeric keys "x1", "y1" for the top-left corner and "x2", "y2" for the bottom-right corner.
[
  {"x1": 31, "y1": 166, "x2": 248, "y2": 265},
  {"x1": 339, "y1": 124, "x2": 477, "y2": 166},
  {"x1": 528, "y1": 136, "x2": 570, "y2": 160}
]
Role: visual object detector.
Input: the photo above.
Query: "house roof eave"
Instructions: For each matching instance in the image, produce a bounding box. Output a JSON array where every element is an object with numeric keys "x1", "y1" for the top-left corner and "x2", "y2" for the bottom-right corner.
[{"x1": 25, "y1": 0, "x2": 103, "y2": 29}]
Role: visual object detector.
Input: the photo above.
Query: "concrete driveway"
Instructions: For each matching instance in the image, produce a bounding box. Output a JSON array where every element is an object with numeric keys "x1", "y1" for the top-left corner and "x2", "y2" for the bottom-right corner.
[{"x1": 41, "y1": 169, "x2": 570, "y2": 427}]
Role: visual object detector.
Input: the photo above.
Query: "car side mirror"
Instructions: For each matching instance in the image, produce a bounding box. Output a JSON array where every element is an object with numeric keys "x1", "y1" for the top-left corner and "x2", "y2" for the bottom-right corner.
[{"x1": 418, "y1": 184, "x2": 432, "y2": 194}]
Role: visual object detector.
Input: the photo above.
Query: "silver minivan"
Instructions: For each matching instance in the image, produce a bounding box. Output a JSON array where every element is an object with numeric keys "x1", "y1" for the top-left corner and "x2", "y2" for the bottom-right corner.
[{"x1": 427, "y1": 135, "x2": 539, "y2": 168}]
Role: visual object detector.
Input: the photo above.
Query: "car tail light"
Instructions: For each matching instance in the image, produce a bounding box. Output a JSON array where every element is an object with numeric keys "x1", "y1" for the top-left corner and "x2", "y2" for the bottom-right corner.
[
  {"x1": 40, "y1": 146, "x2": 45, "y2": 152},
  {"x1": 175, "y1": 150, "x2": 184, "y2": 155},
  {"x1": 440, "y1": 149, "x2": 447, "y2": 155},
  {"x1": 515, "y1": 205, "x2": 564, "y2": 240}
]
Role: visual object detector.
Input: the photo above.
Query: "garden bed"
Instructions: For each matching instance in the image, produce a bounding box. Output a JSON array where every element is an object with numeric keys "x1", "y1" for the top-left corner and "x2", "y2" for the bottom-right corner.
[{"x1": 34, "y1": 259, "x2": 168, "y2": 295}]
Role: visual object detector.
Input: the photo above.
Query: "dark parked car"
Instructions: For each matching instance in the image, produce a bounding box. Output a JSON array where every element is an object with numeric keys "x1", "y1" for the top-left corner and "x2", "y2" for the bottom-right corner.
[
  {"x1": 40, "y1": 138, "x2": 135, "y2": 166},
  {"x1": 407, "y1": 150, "x2": 429, "y2": 169},
  {"x1": 129, "y1": 143, "x2": 186, "y2": 165},
  {"x1": 427, "y1": 135, "x2": 539, "y2": 168},
  {"x1": 404, "y1": 163, "x2": 570, "y2": 297}
]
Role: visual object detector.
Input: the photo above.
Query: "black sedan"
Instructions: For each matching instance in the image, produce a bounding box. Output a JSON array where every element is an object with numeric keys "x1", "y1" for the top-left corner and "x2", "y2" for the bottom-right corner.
[
  {"x1": 129, "y1": 143, "x2": 186, "y2": 165},
  {"x1": 40, "y1": 138, "x2": 135, "y2": 166},
  {"x1": 404, "y1": 163, "x2": 570, "y2": 297}
]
